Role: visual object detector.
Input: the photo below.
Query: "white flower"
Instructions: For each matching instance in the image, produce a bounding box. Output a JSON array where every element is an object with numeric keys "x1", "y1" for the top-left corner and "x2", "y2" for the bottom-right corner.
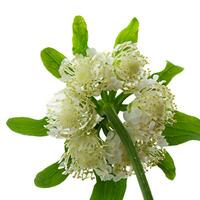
[
  {"x1": 126, "y1": 77, "x2": 176, "y2": 124},
  {"x1": 101, "y1": 131, "x2": 133, "y2": 181},
  {"x1": 105, "y1": 131, "x2": 123, "y2": 164},
  {"x1": 45, "y1": 89, "x2": 101, "y2": 138},
  {"x1": 60, "y1": 129, "x2": 108, "y2": 180},
  {"x1": 112, "y1": 41, "x2": 148, "y2": 90},
  {"x1": 122, "y1": 80, "x2": 176, "y2": 167},
  {"x1": 59, "y1": 49, "x2": 122, "y2": 97}
]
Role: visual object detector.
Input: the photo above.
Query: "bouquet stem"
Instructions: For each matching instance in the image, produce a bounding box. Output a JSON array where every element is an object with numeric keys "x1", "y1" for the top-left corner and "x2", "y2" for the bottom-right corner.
[{"x1": 103, "y1": 104, "x2": 153, "y2": 200}]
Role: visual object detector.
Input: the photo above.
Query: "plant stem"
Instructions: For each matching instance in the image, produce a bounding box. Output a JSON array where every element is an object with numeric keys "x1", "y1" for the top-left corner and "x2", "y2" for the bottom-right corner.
[
  {"x1": 115, "y1": 92, "x2": 132, "y2": 105},
  {"x1": 103, "y1": 104, "x2": 153, "y2": 200}
]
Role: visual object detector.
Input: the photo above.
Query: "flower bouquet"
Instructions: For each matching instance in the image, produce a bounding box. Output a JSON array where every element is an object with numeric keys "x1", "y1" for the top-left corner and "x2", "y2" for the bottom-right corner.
[{"x1": 7, "y1": 16, "x2": 200, "y2": 200}]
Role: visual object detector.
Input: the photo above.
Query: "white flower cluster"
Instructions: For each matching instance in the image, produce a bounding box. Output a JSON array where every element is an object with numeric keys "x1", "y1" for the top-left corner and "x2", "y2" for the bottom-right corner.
[
  {"x1": 46, "y1": 41, "x2": 176, "y2": 182},
  {"x1": 59, "y1": 48, "x2": 121, "y2": 97}
]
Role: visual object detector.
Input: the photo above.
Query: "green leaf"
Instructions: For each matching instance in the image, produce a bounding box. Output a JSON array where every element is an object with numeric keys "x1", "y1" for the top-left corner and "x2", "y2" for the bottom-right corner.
[
  {"x1": 90, "y1": 176, "x2": 127, "y2": 200},
  {"x1": 114, "y1": 17, "x2": 139, "y2": 47},
  {"x1": 34, "y1": 162, "x2": 68, "y2": 188},
  {"x1": 153, "y1": 61, "x2": 184, "y2": 85},
  {"x1": 41, "y1": 47, "x2": 65, "y2": 78},
  {"x1": 7, "y1": 117, "x2": 48, "y2": 136},
  {"x1": 72, "y1": 15, "x2": 88, "y2": 56},
  {"x1": 157, "y1": 152, "x2": 176, "y2": 180},
  {"x1": 163, "y1": 111, "x2": 200, "y2": 145}
]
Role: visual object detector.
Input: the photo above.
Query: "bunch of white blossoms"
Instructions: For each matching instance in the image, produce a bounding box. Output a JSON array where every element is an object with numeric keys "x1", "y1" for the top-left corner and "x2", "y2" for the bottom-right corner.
[{"x1": 46, "y1": 41, "x2": 176, "y2": 181}]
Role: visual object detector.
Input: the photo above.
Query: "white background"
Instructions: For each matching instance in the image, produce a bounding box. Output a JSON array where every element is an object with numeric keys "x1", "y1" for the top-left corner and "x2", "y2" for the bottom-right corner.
[{"x1": 0, "y1": 0, "x2": 200, "y2": 199}]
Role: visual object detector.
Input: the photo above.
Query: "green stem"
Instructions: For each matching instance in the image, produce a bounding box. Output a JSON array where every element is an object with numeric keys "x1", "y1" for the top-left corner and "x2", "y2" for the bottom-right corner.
[
  {"x1": 115, "y1": 92, "x2": 132, "y2": 105},
  {"x1": 103, "y1": 104, "x2": 153, "y2": 200}
]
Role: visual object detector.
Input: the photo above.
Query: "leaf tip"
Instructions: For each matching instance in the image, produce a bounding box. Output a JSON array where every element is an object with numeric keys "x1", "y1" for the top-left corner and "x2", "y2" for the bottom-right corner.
[
  {"x1": 114, "y1": 17, "x2": 139, "y2": 47},
  {"x1": 6, "y1": 118, "x2": 13, "y2": 130},
  {"x1": 130, "y1": 17, "x2": 139, "y2": 26},
  {"x1": 34, "y1": 162, "x2": 68, "y2": 188},
  {"x1": 73, "y1": 15, "x2": 87, "y2": 30},
  {"x1": 72, "y1": 15, "x2": 88, "y2": 56},
  {"x1": 166, "y1": 60, "x2": 184, "y2": 71},
  {"x1": 40, "y1": 47, "x2": 53, "y2": 60},
  {"x1": 73, "y1": 15, "x2": 85, "y2": 22},
  {"x1": 40, "y1": 47, "x2": 65, "y2": 78}
]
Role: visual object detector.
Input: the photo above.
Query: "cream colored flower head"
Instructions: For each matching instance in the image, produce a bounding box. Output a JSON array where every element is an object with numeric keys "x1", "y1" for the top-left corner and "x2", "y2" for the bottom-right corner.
[
  {"x1": 112, "y1": 41, "x2": 148, "y2": 90},
  {"x1": 45, "y1": 89, "x2": 101, "y2": 138},
  {"x1": 59, "y1": 129, "x2": 108, "y2": 180},
  {"x1": 122, "y1": 80, "x2": 176, "y2": 168}
]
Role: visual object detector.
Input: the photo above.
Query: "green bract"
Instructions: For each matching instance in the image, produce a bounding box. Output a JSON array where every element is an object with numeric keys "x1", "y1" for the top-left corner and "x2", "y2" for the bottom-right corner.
[
  {"x1": 41, "y1": 47, "x2": 65, "y2": 78},
  {"x1": 115, "y1": 17, "x2": 139, "y2": 46},
  {"x1": 157, "y1": 152, "x2": 176, "y2": 180},
  {"x1": 72, "y1": 15, "x2": 88, "y2": 55},
  {"x1": 90, "y1": 175, "x2": 127, "y2": 200},
  {"x1": 34, "y1": 162, "x2": 68, "y2": 188},
  {"x1": 153, "y1": 61, "x2": 184, "y2": 85},
  {"x1": 7, "y1": 117, "x2": 48, "y2": 136},
  {"x1": 163, "y1": 111, "x2": 200, "y2": 145},
  {"x1": 6, "y1": 15, "x2": 200, "y2": 200}
]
